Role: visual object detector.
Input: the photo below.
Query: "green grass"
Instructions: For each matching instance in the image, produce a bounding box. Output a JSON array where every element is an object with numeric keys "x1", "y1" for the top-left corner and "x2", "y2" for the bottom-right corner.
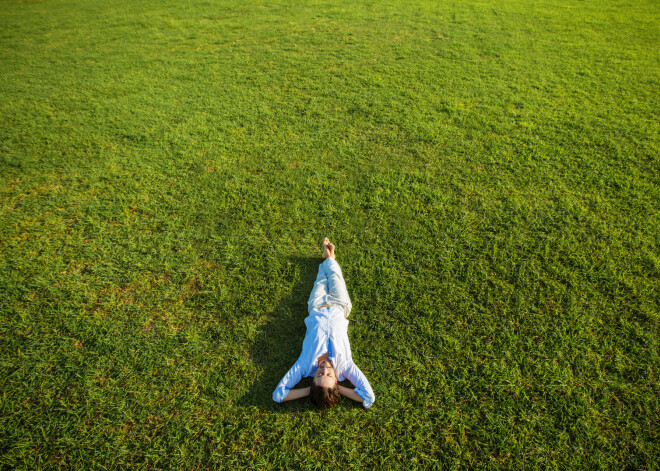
[{"x1": 1, "y1": 0, "x2": 658, "y2": 468}]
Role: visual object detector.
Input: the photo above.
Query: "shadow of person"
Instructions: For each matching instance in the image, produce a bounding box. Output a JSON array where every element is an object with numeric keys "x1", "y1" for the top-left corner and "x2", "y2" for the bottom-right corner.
[{"x1": 236, "y1": 256, "x2": 320, "y2": 411}]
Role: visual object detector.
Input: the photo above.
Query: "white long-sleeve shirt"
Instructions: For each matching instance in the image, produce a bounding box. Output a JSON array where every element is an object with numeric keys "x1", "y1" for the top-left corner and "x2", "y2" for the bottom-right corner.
[{"x1": 272, "y1": 305, "x2": 375, "y2": 408}]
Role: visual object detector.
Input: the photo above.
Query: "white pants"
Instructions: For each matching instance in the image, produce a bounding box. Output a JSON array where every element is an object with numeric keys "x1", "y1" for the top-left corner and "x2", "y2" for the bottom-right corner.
[{"x1": 307, "y1": 257, "x2": 352, "y2": 318}]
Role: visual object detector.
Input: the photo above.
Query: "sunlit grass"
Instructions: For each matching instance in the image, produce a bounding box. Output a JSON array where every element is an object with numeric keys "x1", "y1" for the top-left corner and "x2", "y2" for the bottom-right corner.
[{"x1": 1, "y1": 0, "x2": 658, "y2": 468}]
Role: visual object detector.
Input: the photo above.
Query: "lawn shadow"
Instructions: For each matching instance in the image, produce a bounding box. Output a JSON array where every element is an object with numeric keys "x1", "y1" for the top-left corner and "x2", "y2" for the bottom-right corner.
[{"x1": 236, "y1": 256, "x2": 319, "y2": 412}]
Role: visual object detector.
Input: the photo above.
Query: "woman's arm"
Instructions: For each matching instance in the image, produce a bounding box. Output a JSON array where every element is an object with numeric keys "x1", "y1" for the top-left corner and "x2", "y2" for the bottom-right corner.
[
  {"x1": 273, "y1": 358, "x2": 306, "y2": 403},
  {"x1": 337, "y1": 384, "x2": 364, "y2": 403},
  {"x1": 341, "y1": 362, "x2": 375, "y2": 408},
  {"x1": 282, "y1": 387, "x2": 311, "y2": 401}
]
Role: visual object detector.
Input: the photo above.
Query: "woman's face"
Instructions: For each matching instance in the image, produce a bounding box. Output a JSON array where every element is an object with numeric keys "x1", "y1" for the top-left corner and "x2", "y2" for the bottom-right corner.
[{"x1": 313, "y1": 359, "x2": 337, "y2": 388}]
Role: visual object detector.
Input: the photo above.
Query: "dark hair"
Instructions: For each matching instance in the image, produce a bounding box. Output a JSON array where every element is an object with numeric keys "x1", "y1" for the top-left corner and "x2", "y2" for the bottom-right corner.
[{"x1": 310, "y1": 383, "x2": 340, "y2": 409}]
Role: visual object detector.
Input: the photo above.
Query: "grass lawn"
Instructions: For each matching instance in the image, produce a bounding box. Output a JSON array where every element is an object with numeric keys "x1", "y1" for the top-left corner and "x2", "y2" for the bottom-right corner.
[{"x1": 1, "y1": 0, "x2": 658, "y2": 468}]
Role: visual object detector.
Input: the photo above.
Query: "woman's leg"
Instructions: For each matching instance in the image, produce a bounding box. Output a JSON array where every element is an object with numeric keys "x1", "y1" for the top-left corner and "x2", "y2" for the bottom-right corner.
[
  {"x1": 308, "y1": 237, "x2": 352, "y2": 317},
  {"x1": 307, "y1": 263, "x2": 330, "y2": 313},
  {"x1": 323, "y1": 257, "x2": 352, "y2": 318}
]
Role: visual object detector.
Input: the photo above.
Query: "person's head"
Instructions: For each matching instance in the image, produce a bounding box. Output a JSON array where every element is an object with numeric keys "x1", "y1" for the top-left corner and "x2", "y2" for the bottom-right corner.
[{"x1": 310, "y1": 360, "x2": 340, "y2": 409}]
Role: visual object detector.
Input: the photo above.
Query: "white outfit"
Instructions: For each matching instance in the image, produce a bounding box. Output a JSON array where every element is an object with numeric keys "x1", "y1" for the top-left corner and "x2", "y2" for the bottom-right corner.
[{"x1": 272, "y1": 258, "x2": 375, "y2": 408}]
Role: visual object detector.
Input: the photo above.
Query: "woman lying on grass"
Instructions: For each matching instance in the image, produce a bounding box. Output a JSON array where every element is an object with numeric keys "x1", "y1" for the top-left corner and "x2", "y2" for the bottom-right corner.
[{"x1": 272, "y1": 238, "x2": 375, "y2": 409}]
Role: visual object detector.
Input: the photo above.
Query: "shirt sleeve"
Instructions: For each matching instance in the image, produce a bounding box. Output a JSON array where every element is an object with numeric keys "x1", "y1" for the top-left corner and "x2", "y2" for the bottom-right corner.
[
  {"x1": 342, "y1": 361, "x2": 376, "y2": 408},
  {"x1": 272, "y1": 358, "x2": 306, "y2": 403}
]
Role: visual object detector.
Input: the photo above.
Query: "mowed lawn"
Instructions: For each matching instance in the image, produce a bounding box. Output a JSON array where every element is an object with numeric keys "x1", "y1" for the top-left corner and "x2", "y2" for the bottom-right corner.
[{"x1": 1, "y1": 0, "x2": 658, "y2": 468}]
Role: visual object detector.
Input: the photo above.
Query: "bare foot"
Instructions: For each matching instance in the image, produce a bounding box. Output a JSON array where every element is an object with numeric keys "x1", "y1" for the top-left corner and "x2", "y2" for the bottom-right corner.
[{"x1": 322, "y1": 237, "x2": 335, "y2": 259}]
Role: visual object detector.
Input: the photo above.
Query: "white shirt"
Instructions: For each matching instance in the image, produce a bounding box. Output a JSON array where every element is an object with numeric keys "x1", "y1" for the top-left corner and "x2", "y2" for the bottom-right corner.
[{"x1": 272, "y1": 305, "x2": 375, "y2": 408}]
